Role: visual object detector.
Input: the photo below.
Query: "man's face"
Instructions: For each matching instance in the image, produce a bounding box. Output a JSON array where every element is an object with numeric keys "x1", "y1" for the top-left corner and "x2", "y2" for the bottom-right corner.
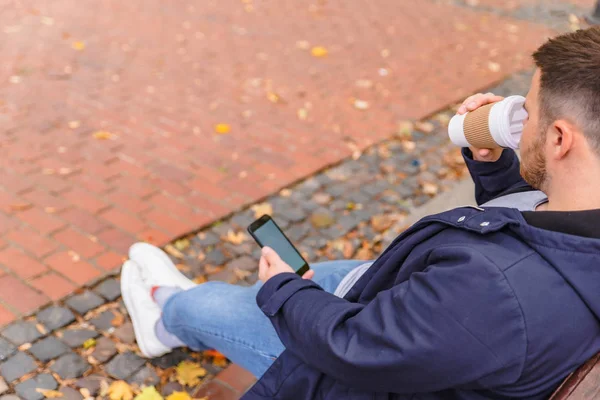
[{"x1": 520, "y1": 69, "x2": 548, "y2": 190}]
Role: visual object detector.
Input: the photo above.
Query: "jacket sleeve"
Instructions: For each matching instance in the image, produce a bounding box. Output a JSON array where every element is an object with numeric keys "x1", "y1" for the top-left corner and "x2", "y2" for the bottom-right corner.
[
  {"x1": 462, "y1": 148, "x2": 533, "y2": 205},
  {"x1": 256, "y1": 245, "x2": 526, "y2": 393}
]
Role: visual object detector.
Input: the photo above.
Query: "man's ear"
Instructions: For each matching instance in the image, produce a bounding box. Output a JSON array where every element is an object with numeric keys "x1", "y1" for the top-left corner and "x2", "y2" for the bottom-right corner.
[{"x1": 549, "y1": 119, "x2": 575, "y2": 160}]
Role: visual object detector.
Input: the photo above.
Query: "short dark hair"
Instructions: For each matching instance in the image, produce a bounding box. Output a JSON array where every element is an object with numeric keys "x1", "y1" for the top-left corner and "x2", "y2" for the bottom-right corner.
[{"x1": 532, "y1": 27, "x2": 600, "y2": 150}]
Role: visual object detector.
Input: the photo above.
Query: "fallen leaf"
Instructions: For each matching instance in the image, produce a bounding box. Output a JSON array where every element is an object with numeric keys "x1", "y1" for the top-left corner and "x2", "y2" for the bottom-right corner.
[
  {"x1": 371, "y1": 215, "x2": 393, "y2": 233},
  {"x1": 68, "y1": 121, "x2": 81, "y2": 129},
  {"x1": 488, "y1": 61, "x2": 501, "y2": 72},
  {"x1": 311, "y1": 46, "x2": 328, "y2": 57},
  {"x1": 251, "y1": 202, "x2": 273, "y2": 218},
  {"x1": 203, "y1": 349, "x2": 228, "y2": 367},
  {"x1": 166, "y1": 392, "x2": 191, "y2": 400},
  {"x1": 193, "y1": 276, "x2": 207, "y2": 284},
  {"x1": 72, "y1": 41, "x2": 86, "y2": 50},
  {"x1": 79, "y1": 388, "x2": 91, "y2": 399},
  {"x1": 164, "y1": 244, "x2": 184, "y2": 259},
  {"x1": 401, "y1": 141, "x2": 416, "y2": 152},
  {"x1": 267, "y1": 92, "x2": 284, "y2": 103},
  {"x1": 214, "y1": 123, "x2": 231, "y2": 134},
  {"x1": 414, "y1": 121, "x2": 434, "y2": 134},
  {"x1": 36, "y1": 389, "x2": 64, "y2": 398},
  {"x1": 422, "y1": 182, "x2": 439, "y2": 196},
  {"x1": 92, "y1": 130, "x2": 114, "y2": 140},
  {"x1": 174, "y1": 238, "x2": 190, "y2": 251},
  {"x1": 108, "y1": 381, "x2": 133, "y2": 400},
  {"x1": 225, "y1": 230, "x2": 247, "y2": 245},
  {"x1": 279, "y1": 189, "x2": 292, "y2": 197},
  {"x1": 9, "y1": 203, "x2": 32, "y2": 212},
  {"x1": 310, "y1": 213, "x2": 335, "y2": 228},
  {"x1": 175, "y1": 361, "x2": 207, "y2": 387},
  {"x1": 176, "y1": 263, "x2": 191, "y2": 273},
  {"x1": 297, "y1": 108, "x2": 308, "y2": 120},
  {"x1": 111, "y1": 312, "x2": 125, "y2": 327},
  {"x1": 353, "y1": 99, "x2": 370, "y2": 110},
  {"x1": 36, "y1": 323, "x2": 47, "y2": 335},
  {"x1": 133, "y1": 386, "x2": 163, "y2": 400},
  {"x1": 68, "y1": 250, "x2": 80, "y2": 262},
  {"x1": 82, "y1": 338, "x2": 96, "y2": 349},
  {"x1": 19, "y1": 343, "x2": 32, "y2": 351},
  {"x1": 397, "y1": 121, "x2": 413, "y2": 139}
]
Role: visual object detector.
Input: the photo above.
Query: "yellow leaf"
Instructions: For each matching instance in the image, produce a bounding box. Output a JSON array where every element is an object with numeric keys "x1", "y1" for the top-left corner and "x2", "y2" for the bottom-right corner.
[
  {"x1": 174, "y1": 238, "x2": 190, "y2": 251},
  {"x1": 72, "y1": 41, "x2": 86, "y2": 50},
  {"x1": 251, "y1": 202, "x2": 273, "y2": 218},
  {"x1": 165, "y1": 392, "x2": 191, "y2": 400},
  {"x1": 225, "y1": 230, "x2": 247, "y2": 245},
  {"x1": 164, "y1": 244, "x2": 184, "y2": 259},
  {"x1": 133, "y1": 386, "x2": 163, "y2": 400},
  {"x1": 82, "y1": 338, "x2": 96, "y2": 349},
  {"x1": 214, "y1": 123, "x2": 231, "y2": 134},
  {"x1": 108, "y1": 381, "x2": 133, "y2": 400},
  {"x1": 92, "y1": 130, "x2": 114, "y2": 140},
  {"x1": 311, "y1": 46, "x2": 328, "y2": 57},
  {"x1": 35, "y1": 389, "x2": 64, "y2": 398},
  {"x1": 175, "y1": 361, "x2": 207, "y2": 387}
]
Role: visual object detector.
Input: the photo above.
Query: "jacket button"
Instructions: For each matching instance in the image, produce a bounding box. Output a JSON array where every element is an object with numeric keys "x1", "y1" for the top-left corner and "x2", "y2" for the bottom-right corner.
[
  {"x1": 457, "y1": 216, "x2": 466, "y2": 222},
  {"x1": 480, "y1": 221, "x2": 490, "y2": 227}
]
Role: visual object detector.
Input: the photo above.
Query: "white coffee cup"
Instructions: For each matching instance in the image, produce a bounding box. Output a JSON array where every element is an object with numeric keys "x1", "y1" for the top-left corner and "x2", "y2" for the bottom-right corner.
[{"x1": 448, "y1": 95, "x2": 528, "y2": 150}]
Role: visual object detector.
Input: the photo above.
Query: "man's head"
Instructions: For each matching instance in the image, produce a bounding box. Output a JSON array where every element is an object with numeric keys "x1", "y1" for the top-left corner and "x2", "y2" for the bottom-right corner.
[{"x1": 520, "y1": 27, "x2": 600, "y2": 193}]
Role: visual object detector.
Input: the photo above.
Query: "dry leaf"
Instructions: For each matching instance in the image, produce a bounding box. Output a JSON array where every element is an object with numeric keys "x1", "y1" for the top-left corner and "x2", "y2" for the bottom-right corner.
[
  {"x1": 176, "y1": 264, "x2": 191, "y2": 273},
  {"x1": 193, "y1": 276, "x2": 207, "y2": 284},
  {"x1": 353, "y1": 99, "x2": 370, "y2": 110},
  {"x1": 225, "y1": 230, "x2": 247, "y2": 245},
  {"x1": 310, "y1": 213, "x2": 335, "y2": 228},
  {"x1": 68, "y1": 250, "x2": 81, "y2": 262},
  {"x1": 397, "y1": 121, "x2": 413, "y2": 139},
  {"x1": 371, "y1": 215, "x2": 393, "y2": 233},
  {"x1": 251, "y1": 202, "x2": 273, "y2": 218},
  {"x1": 79, "y1": 388, "x2": 91, "y2": 399},
  {"x1": 10, "y1": 203, "x2": 32, "y2": 212},
  {"x1": 82, "y1": 338, "x2": 96, "y2": 349},
  {"x1": 108, "y1": 381, "x2": 133, "y2": 400},
  {"x1": 68, "y1": 121, "x2": 81, "y2": 129},
  {"x1": 36, "y1": 323, "x2": 47, "y2": 334},
  {"x1": 297, "y1": 108, "x2": 308, "y2": 120},
  {"x1": 173, "y1": 238, "x2": 190, "y2": 251},
  {"x1": 165, "y1": 392, "x2": 191, "y2": 400},
  {"x1": 422, "y1": 182, "x2": 439, "y2": 196},
  {"x1": 488, "y1": 62, "x2": 501, "y2": 72},
  {"x1": 401, "y1": 141, "x2": 416, "y2": 152},
  {"x1": 111, "y1": 312, "x2": 125, "y2": 327},
  {"x1": 414, "y1": 121, "x2": 434, "y2": 134},
  {"x1": 279, "y1": 189, "x2": 291, "y2": 197},
  {"x1": 92, "y1": 131, "x2": 114, "y2": 140},
  {"x1": 164, "y1": 244, "x2": 184, "y2": 259},
  {"x1": 72, "y1": 41, "x2": 85, "y2": 50},
  {"x1": 311, "y1": 46, "x2": 328, "y2": 57},
  {"x1": 36, "y1": 389, "x2": 64, "y2": 398},
  {"x1": 214, "y1": 123, "x2": 231, "y2": 134},
  {"x1": 175, "y1": 361, "x2": 207, "y2": 387},
  {"x1": 204, "y1": 349, "x2": 228, "y2": 367},
  {"x1": 133, "y1": 386, "x2": 163, "y2": 400},
  {"x1": 19, "y1": 343, "x2": 32, "y2": 351},
  {"x1": 267, "y1": 92, "x2": 283, "y2": 103}
]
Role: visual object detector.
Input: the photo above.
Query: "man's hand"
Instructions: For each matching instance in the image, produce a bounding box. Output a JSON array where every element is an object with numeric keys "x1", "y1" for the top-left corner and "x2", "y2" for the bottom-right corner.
[
  {"x1": 258, "y1": 247, "x2": 315, "y2": 283},
  {"x1": 457, "y1": 92, "x2": 505, "y2": 162}
]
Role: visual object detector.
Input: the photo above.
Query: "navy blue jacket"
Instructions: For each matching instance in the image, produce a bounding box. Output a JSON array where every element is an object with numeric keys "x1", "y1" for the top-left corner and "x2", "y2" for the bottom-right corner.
[{"x1": 243, "y1": 149, "x2": 600, "y2": 399}]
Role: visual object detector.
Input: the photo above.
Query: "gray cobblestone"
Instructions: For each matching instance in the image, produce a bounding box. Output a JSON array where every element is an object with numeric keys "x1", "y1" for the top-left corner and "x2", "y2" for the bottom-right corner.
[
  {"x1": 15, "y1": 374, "x2": 57, "y2": 400},
  {"x1": 60, "y1": 329, "x2": 99, "y2": 348},
  {"x1": 2, "y1": 322, "x2": 44, "y2": 346},
  {"x1": 94, "y1": 279, "x2": 121, "y2": 302},
  {"x1": 36, "y1": 307, "x2": 75, "y2": 332},
  {"x1": 66, "y1": 291, "x2": 104, "y2": 315},
  {"x1": 29, "y1": 337, "x2": 70, "y2": 362},
  {"x1": 105, "y1": 352, "x2": 145, "y2": 380},
  {"x1": 50, "y1": 353, "x2": 90, "y2": 379},
  {"x1": 0, "y1": 353, "x2": 37, "y2": 382}
]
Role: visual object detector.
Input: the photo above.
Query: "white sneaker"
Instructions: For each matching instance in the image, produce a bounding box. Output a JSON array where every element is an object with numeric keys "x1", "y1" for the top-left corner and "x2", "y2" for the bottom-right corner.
[
  {"x1": 120, "y1": 260, "x2": 171, "y2": 358},
  {"x1": 128, "y1": 242, "x2": 197, "y2": 291}
]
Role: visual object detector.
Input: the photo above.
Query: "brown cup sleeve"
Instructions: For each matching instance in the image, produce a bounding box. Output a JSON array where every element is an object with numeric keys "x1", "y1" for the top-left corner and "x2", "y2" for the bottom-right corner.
[{"x1": 464, "y1": 103, "x2": 502, "y2": 149}]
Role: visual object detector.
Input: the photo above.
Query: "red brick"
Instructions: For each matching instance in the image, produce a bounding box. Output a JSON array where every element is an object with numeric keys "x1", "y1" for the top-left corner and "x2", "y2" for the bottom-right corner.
[
  {"x1": 148, "y1": 177, "x2": 191, "y2": 197},
  {"x1": 44, "y1": 251, "x2": 102, "y2": 285},
  {"x1": 0, "y1": 172, "x2": 34, "y2": 194},
  {"x1": 53, "y1": 229, "x2": 105, "y2": 258},
  {"x1": 18, "y1": 207, "x2": 66, "y2": 235},
  {"x1": 21, "y1": 189, "x2": 68, "y2": 213},
  {"x1": 0, "y1": 304, "x2": 15, "y2": 327},
  {"x1": 111, "y1": 176, "x2": 157, "y2": 198},
  {"x1": 216, "y1": 364, "x2": 256, "y2": 393},
  {"x1": 6, "y1": 227, "x2": 59, "y2": 258},
  {"x1": 69, "y1": 174, "x2": 114, "y2": 195},
  {"x1": 62, "y1": 188, "x2": 110, "y2": 214},
  {"x1": 0, "y1": 275, "x2": 48, "y2": 314},
  {"x1": 143, "y1": 209, "x2": 191, "y2": 237},
  {"x1": 30, "y1": 272, "x2": 77, "y2": 301},
  {"x1": 99, "y1": 208, "x2": 147, "y2": 235},
  {"x1": 105, "y1": 191, "x2": 152, "y2": 214},
  {"x1": 0, "y1": 212, "x2": 21, "y2": 235},
  {"x1": 188, "y1": 193, "x2": 232, "y2": 217},
  {"x1": 0, "y1": 247, "x2": 47, "y2": 279},
  {"x1": 96, "y1": 228, "x2": 136, "y2": 254},
  {"x1": 138, "y1": 229, "x2": 171, "y2": 247},
  {"x1": 59, "y1": 208, "x2": 110, "y2": 234},
  {"x1": 0, "y1": 190, "x2": 27, "y2": 214},
  {"x1": 95, "y1": 251, "x2": 126, "y2": 271}
]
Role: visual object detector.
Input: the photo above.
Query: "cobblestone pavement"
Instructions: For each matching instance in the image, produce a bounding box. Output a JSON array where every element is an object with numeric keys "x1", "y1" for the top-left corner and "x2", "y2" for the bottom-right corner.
[
  {"x1": 0, "y1": 67, "x2": 535, "y2": 400},
  {"x1": 0, "y1": 0, "x2": 558, "y2": 319}
]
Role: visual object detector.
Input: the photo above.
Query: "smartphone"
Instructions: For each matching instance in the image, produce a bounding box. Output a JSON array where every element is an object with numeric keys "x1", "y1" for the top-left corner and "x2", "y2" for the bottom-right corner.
[{"x1": 247, "y1": 214, "x2": 310, "y2": 276}]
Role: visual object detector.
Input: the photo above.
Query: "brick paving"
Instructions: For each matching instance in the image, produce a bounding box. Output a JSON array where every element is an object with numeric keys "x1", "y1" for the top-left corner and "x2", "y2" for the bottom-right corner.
[{"x1": 0, "y1": 0, "x2": 556, "y2": 319}]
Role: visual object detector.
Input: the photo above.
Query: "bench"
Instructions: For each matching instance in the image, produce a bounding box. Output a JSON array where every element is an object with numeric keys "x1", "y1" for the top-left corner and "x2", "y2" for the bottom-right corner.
[{"x1": 550, "y1": 353, "x2": 600, "y2": 399}]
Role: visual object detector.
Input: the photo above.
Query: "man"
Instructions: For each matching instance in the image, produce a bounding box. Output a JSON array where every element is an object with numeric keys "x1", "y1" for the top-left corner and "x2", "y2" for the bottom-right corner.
[{"x1": 121, "y1": 27, "x2": 600, "y2": 399}]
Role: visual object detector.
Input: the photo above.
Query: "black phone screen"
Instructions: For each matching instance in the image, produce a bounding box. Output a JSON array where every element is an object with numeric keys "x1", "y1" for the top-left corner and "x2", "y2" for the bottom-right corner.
[{"x1": 252, "y1": 219, "x2": 307, "y2": 272}]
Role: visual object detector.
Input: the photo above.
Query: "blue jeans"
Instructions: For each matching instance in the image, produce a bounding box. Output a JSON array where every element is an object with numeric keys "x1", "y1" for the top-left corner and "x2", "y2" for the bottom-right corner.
[{"x1": 161, "y1": 260, "x2": 366, "y2": 378}]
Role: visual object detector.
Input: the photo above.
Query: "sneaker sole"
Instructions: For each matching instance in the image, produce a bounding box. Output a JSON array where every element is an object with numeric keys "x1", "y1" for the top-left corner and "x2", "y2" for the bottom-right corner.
[
  {"x1": 129, "y1": 242, "x2": 197, "y2": 290},
  {"x1": 120, "y1": 261, "x2": 169, "y2": 358}
]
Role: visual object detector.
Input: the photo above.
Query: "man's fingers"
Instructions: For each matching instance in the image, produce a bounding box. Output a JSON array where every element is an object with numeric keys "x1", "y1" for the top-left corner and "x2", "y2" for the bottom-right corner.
[
  {"x1": 457, "y1": 93, "x2": 504, "y2": 115},
  {"x1": 258, "y1": 256, "x2": 268, "y2": 281},
  {"x1": 261, "y1": 246, "x2": 282, "y2": 266},
  {"x1": 302, "y1": 270, "x2": 315, "y2": 280}
]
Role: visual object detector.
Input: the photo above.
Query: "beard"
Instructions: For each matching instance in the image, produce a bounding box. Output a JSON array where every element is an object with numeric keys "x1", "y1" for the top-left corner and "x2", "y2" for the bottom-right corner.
[{"x1": 520, "y1": 134, "x2": 548, "y2": 191}]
